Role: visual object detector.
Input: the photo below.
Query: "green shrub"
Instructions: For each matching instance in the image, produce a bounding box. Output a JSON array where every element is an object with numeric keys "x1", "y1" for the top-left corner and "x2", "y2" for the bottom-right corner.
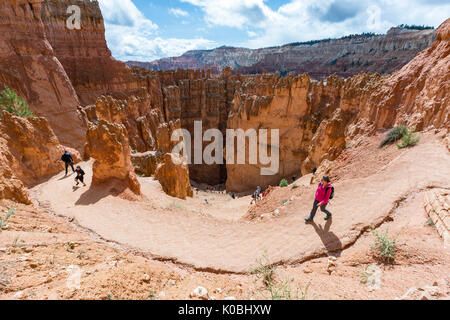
[
  {"x1": 379, "y1": 125, "x2": 407, "y2": 148},
  {"x1": 0, "y1": 207, "x2": 16, "y2": 232},
  {"x1": 279, "y1": 179, "x2": 289, "y2": 188},
  {"x1": 0, "y1": 86, "x2": 34, "y2": 118},
  {"x1": 249, "y1": 253, "x2": 275, "y2": 287},
  {"x1": 372, "y1": 230, "x2": 397, "y2": 263},
  {"x1": 249, "y1": 253, "x2": 313, "y2": 300},
  {"x1": 397, "y1": 129, "x2": 420, "y2": 149}
]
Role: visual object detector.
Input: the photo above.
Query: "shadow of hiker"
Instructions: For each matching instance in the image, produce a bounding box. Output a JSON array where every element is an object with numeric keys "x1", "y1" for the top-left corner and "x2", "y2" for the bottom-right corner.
[
  {"x1": 310, "y1": 219, "x2": 343, "y2": 257},
  {"x1": 75, "y1": 179, "x2": 130, "y2": 206},
  {"x1": 58, "y1": 173, "x2": 74, "y2": 181},
  {"x1": 72, "y1": 186, "x2": 81, "y2": 192}
]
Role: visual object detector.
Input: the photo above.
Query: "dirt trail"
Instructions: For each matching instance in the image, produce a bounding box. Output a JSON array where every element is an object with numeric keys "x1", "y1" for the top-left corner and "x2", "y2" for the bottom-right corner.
[{"x1": 31, "y1": 137, "x2": 450, "y2": 273}]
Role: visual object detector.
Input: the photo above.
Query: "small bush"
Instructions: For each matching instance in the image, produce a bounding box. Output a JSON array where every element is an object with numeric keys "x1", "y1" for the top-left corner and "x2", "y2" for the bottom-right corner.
[
  {"x1": 0, "y1": 207, "x2": 16, "y2": 232},
  {"x1": 249, "y1": 253, "x2": 313, "y2": 300},
  {"x1": 249, "y1": 253, "x2": 275, "y2": 287},
  {"x1": 279, "y1": 179, "x2": 289, "y2": 188},
  {"x1": 379, "y1": 126, "x2": 407, "y2": 148},
  {"x1": 0, "y1": 86, "x2": 34, "y2": 118},
  {"x1": 397, "y1": 129, "x2": 420, "y2": 149},
  {"x1": 372, "y1": 230, "x2": 397, "y2": 263}
]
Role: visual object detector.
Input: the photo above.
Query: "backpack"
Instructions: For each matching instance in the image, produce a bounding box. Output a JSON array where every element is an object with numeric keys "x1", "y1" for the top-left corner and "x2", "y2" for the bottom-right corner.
[{"x1": 326, "y1": 186, "x2": 335, "y2": 200}]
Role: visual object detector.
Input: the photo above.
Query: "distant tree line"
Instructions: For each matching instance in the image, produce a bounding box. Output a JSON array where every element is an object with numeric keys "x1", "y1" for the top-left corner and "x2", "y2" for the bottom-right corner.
[
  {"x1": 279, "y1": 32, "x2": 379, "y2": 48},
  {"x1": 397, "y1": 24, "x2": 435, "y2": 30}
]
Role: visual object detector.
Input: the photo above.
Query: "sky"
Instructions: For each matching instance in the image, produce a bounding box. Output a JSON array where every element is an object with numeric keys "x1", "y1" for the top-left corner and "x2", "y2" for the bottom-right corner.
[{"x1": 97, "y1": 0, "x2": 450, "y2": 62}]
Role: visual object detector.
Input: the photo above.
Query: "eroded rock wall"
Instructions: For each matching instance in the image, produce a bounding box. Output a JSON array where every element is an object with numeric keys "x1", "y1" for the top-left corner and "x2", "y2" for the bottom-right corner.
[
  {"x1": 0, "y1": 110, "x2": 81, "y2": 203},
  {"x1": 41, "y1": 0, "x2": 148, "y2": 106},
  {"x1": 86, "y1": 119, "x2": 141, "y2": 197},
  {"x1": 0, "y1": 0, "x2": 85, "y2": 150},
  {"x1": 226, "y1": 19, "x2": 449, "y2": 193}
]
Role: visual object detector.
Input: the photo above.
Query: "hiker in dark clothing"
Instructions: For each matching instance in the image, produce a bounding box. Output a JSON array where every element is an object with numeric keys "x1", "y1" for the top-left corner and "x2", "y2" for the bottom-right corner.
[
  {"x1": 61, "y1": 150, "x2": 75, "y2": 176},
  {"x1": 305, "y1": 176, "x2": 334, "y2": 223},
  {"x1": 74, "y1": 166, "x2": 86, "y2": 187}
]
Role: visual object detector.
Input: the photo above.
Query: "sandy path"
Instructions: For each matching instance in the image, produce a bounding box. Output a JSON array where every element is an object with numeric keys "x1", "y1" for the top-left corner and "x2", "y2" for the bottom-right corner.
[{"x1": 31, "y1": 139, "x2": 450, "y2": 273}]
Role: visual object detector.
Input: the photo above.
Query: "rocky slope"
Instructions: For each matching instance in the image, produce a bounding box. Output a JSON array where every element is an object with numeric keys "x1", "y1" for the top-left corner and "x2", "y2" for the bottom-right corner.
[
  {"x1": 128, "y1": 27, "x2": 436, "y2": 80},
  {"x1": 0, "y1": 1, "x2": 447, "y2": 200},
  {"x1": 226, "y1": 19, "x2": 449, "y2": 192},
  {"x1": 41, "y1": 0, "x2": 148, "y2": 106},
  {"x1": 0, "y1": 0, "x2": 84, "y2": 149},
  {"x1": 0, "y1": 111, "x2": 80, "y2": 204}
]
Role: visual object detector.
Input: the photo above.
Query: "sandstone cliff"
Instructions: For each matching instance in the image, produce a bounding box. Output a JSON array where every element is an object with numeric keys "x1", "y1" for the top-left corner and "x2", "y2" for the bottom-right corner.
[
  {"x1": 155, "y1": 153, "x2": 193, "y2": 200},
  {"x1": 86, "y1": 119, "x2": 141, "y2": 198},
  {"x1": 226, "y1": 19, "x2": 449, "y2": 192},
  {"x1": 0, "y1": 0, "x2": 85, "y2": 150},
  {"x1": 41, "y1": 0, "x2": 149, "y2": 106},
  {"x1": 0, "y1": 110, "x2": 81, "y2": 203},
  {"x1": 129, "y1": 28, "x2": 436, "y2": 80}
]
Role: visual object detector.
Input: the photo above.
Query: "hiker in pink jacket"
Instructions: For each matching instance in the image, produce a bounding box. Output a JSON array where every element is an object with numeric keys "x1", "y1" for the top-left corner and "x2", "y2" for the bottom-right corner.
[{"x1": 305, "y1": 176, "x2": 334, "y2": 223}]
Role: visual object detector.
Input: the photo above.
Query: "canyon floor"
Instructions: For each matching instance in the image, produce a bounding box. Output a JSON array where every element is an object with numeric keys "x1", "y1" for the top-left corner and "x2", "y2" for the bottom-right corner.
[{"x1": 0, "y1": 132, "x2": 449, "y2": 300}]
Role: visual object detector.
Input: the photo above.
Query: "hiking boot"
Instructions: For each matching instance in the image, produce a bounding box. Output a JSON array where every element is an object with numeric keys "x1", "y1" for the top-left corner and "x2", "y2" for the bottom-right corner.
[
  {"x1": 305, "y1": 218, "x2": 313, "y2": 223},
  {"x1": 324, "y1": 215, "x2": 332, "y2": 221}
]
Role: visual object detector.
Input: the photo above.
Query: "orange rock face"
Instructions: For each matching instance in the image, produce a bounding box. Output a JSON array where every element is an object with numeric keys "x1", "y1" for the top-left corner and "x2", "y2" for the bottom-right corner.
[
  {"x1": 0, "y1": 111, "x2": 81, "y2": 203},
  {"x1": 41, "y1": 0, "x2": 148, "y2": 106},
  {"x1": 226, "y1": 19, "x2": 449, "y2": 192},
  {"x1": 0, "y1": 0, "x2": 85, "y2": 151},
  {"x1": 86, "y1": 119, "x2": 141, "y2": 197},
  {"x1": 155, "y1": 153, "x2": 193, "y2": 200}
]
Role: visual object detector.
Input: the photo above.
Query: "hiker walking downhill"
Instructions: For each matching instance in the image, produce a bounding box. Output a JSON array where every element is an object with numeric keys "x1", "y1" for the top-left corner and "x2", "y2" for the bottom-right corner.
[
  {"x1": 305, "y1": 176, "x2": 334, "y2": 223},
  {"x1": 61, "y1": 150, "x2": 75, "y2": 176},
  {"x1": 75, "y1": 166, "x2": 86, "y2": 187}
]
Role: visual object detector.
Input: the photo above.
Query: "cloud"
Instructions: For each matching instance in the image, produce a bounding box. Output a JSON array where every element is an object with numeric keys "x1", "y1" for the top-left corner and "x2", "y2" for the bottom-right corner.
[
  {"x1": 97, "y1": 0, "x2": 449, "y2": 60},
  {"x1": 182, "y1": 0, "x2": 450, "y2": 49},
  {"x1": 169, "y1": 8, "x2": 190, "y2": 17},
  {"x1": 98, "y1": 0, "x2": 216, "y2": 61},
  {"x1": 180, "y1": 0, "x2": 274, "y2": 29}
]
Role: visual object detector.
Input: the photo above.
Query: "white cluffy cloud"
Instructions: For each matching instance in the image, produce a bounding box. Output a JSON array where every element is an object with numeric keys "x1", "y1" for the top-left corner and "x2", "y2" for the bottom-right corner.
[
  {"x1": 98, "y1": 0, "x2": 215, "y2": 61},
  {"x1": 182, "y1": 0, "x2": 450, "y2": 49}
]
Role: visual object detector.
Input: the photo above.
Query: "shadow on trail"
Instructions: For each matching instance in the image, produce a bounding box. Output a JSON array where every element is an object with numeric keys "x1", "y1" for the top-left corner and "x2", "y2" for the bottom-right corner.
[
  {"x1": 310, "y1": 219, "x2": 343, "y2": 257},
  {"x1": 75, "y1": 179, "x2": 131, "y2": 206},
  {"x1": 58, "y1": 173, "x2": 74, "y2": 181}
]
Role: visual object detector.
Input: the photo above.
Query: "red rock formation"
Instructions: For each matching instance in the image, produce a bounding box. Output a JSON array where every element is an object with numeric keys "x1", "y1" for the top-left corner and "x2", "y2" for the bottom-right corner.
[
  {"x1": 129, "y1": 28, "x2": 436, "y2": 80},
  {"x1": 131, "y1": 151, "x2": 159, "y2": 177},
  {"x1": 82, "y1": 95, "x2": 165, "y2": 154},
  {"x1": 155, "y1": 153, "x2": 193, "y2": 200},
  {"x1": 86, "y1": 119, "x2": 141, "y2": 198},
  {"x1": 226, "y1": 19, "x2": 449, "y2": 192},
  {"x1": 41, "y1": 0, "x2": 148, "y2": 106},
  {"x1": 0, "y1": 0, "x2": 85, "y2": 150},
  {"x1": 0, "y1": 110, "x2": 81, "y2": 203}
]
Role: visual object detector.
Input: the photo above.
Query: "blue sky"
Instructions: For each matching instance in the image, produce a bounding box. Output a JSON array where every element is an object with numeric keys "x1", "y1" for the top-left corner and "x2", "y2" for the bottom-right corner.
[{"x1": 97, "y1": 0, "x2": 450, "y2": 62}]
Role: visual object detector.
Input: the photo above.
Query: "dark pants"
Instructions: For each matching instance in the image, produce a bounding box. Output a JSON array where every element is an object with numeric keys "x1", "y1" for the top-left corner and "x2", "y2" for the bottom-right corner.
[
  {"x1": 75, "y1": 176, "x2": 84, "y2": 184},
  {"x1": 65, "y1": 161, "x2": 75, "y2": 175},
  {"x1": 308, "y1": 199, "x2": 332, "y2": 220}
]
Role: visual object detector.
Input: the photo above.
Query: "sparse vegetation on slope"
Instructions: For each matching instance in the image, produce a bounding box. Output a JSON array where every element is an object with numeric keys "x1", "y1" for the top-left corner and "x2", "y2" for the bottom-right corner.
[
  {"x1": 0, "y1": 86, "x2": 34, "y2": 118},
  {"x1": 397, "y1": 129, "x2": 420, "y2": 149},
  {"x1": 380, "y1": 126, "x2": 420, "y2": 149},
  {"x1": 279, "y1": 179, "x2": 289, "y2": 188},
  {"x1": 0, "y1": 207, "x2": 16, "y2": 232},
  {"x1": 250, "y1": 253, "x2": 312, "y2": 300},
  {"x1": 372, "y1": 229, "x2": 398, "y2": 263},
  {"x1": 380, "y1": 126, "x2": 408, "y2": 147}
]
